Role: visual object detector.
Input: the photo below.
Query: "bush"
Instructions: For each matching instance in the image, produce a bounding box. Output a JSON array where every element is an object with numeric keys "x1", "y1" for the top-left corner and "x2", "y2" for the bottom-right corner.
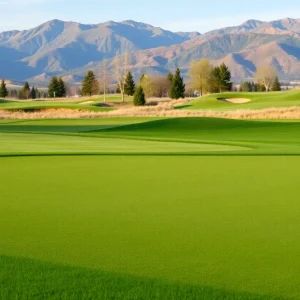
[{"x1": 133, "y1": 86, "x2": 146, "y2": 106}]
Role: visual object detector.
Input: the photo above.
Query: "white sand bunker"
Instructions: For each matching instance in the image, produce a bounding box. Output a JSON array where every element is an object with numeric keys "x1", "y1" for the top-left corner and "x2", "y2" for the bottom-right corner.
[
  {"x1": 79, "y1": 101, "x2": 94, "y2": 105},
  {"x1": 221, "y1": 98, "x2": 251, "y2": 104}
]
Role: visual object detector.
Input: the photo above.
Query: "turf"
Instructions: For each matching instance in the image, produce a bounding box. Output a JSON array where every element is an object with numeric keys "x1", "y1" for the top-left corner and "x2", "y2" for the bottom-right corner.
[
  {"x1": 0, "y1": 156, "x2": 300, "y2": 299},
  {"x1": 0, "y1": 95, "x2": 133, "y2": 112},
  {"x1": 1, "y1": 117, "x2": 300, "y2": 299},
  {"x1": 177, "y1": 90, "x2": 300, "y2": 111},
  {"x1": 0, "y1": 256, "x2": 280, "y2": 300}
]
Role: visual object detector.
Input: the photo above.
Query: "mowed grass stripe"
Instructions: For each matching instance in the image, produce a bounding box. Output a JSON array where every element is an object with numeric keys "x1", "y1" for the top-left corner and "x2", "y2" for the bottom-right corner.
[{"x1": 0, "y1": 132, "x2": 249, "y2": 155}]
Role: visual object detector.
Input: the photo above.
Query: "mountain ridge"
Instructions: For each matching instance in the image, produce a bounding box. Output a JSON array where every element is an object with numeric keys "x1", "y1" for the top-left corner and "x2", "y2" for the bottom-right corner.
[{"x1": 1, "y1": 18, "x2": 300, "y2": 85}]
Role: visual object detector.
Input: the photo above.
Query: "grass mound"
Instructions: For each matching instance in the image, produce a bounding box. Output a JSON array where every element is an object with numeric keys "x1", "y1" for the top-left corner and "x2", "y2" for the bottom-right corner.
[{"x1": 178, "y1": 91, "x2": 300, "y2": 111}]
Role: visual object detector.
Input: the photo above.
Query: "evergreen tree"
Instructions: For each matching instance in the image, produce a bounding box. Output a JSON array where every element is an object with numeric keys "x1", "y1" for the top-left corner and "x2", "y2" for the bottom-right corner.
[
  {"x1": 48, "y1": 77, "x2": 59, "y2": 98},
  {"x1": 256, "y1": 83, "x2": 266, "y2": 92},
  {"x1": 214, "y1": 63, "x2": 232, "y2": 92},
  {"x1": 170, "y1": 68, "x2": 185, "y2": 99},
  {"x1": 124, "y1": 71, "x2": 136, "y2": 96},
  {"x1": 57, "y1": 77, "x2": 66, "y2": 97},
  {"x1": 20, "y1": 82, "x2": 30, "y2": 99},
  {"x1": 36, "y1": 88, "x2": 41, "y2": 99},
  {"x1": 272, "y1": 77, "x2": 281, "y2": 91},
  {"x1": 115, "y1": 84, "x2": 121, "y2": 94},
  {"x1": 167, "y1": 72, "x2": 173, "y2": 82},
  {"x1": 133, "y1": 86, "x2": 146, "y2": 106},
  {"x1": 82, "y1": 71, "x2": 99, "y2": 96},
  {"x1": 30, "y1": 86, "x2": 36, "y2": 99},
  {"x1": 0, "y1": 79, "x2": 8, "y2": 98}
]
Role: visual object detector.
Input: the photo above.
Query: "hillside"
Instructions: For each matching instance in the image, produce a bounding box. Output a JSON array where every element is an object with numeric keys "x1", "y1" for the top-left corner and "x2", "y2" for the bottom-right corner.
[{"x1": 1, "y1": 18, "x2": 300, "y2": 84}]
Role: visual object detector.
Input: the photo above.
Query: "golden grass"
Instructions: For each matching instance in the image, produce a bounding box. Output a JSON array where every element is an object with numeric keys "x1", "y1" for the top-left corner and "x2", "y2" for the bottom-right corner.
[{"x1": 1, "y1": 98, "x2": 300, "y2": 119}]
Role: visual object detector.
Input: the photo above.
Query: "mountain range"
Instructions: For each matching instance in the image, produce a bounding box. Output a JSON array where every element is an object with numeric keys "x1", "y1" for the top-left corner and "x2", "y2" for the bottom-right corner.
[{"x1": 1, "y1": 18, "x2": 300, "y2": 85}]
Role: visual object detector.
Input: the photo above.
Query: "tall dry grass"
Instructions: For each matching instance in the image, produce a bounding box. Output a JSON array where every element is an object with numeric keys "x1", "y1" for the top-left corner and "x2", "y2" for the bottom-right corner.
[{"x1": 1, "y1": 98, "x2": 300, "y2": 119}]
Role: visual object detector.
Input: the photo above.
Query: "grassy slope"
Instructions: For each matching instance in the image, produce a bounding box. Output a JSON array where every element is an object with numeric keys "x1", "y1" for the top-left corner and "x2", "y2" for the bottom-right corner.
[
  {"x1": 0, "y1": 156, "x2": 299, "y2": 299},
  {"x1": 0, "y1": 256, "x2": 278, "y2": 300},
  {"x1": 0, "y1": 95, "x2": 133, "y2": 111},
  {"x1": 1, "y1": 117, "x2": 300, "y2": 154},
  {"x1": 178, "y1": 91, "x2": 300, "y2": 111}
]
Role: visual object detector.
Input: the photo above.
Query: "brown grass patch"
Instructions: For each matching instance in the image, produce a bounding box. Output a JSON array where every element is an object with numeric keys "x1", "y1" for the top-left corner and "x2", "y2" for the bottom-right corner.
[{"x1": 1, "y1": 98, "x2": 300, "y2": 120}]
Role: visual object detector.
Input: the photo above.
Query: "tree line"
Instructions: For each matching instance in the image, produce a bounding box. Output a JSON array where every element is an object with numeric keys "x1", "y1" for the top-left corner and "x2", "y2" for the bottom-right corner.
[{"x1": 0, "y1": 55, "x2": 283, "y2": 104}]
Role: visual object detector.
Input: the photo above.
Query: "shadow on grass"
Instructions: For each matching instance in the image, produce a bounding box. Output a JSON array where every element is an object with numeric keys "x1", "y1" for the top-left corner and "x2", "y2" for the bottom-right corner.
[{"x1": 0, "y1": 255, "x2": 283, "y2": 300}]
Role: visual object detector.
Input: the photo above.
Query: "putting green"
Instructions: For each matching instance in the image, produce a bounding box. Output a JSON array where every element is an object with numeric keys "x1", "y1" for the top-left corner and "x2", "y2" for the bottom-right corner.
[{"x1": 177, "y1": 90, "x2": 300, "y2": 111}]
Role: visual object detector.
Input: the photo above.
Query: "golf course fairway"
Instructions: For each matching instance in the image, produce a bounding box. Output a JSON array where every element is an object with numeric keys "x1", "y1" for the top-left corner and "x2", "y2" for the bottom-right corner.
[{"x1": 1, "y1": 117, "x2": 300, "y2": 299}]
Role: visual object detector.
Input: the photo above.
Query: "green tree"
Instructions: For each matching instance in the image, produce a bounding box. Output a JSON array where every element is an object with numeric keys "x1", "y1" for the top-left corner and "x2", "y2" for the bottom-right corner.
[
  {"x1": 57, "y1": 77, "x2": 66, "y2": 97},
  {"x1": 124, "y1": 71, "x2": 136, "y2": 96},
  {"x1": 36, "y1": 88, "x2": 41, "y2": 99},
  {"x1": 170, "y1": 68, "x2": 185, "y2": 99},
  {"x1": 133, "y1": 86, "x2": 146, "y2": 106},
  {"x1": 115, "y1": 84, "x2": 121, "y2": 94},
  {"x1": 30, "y1": 86, "x2": 36, "y2": 99},
  {"x1": 20, "y1": 82, "x2": 30, "y2": 99},
  {"x1": 0, "y1": 79, "x2": 8, "y2": 98},
  {"x1": 48, "y1": 77, "x2": 59, "y2": 98},
  {"x1": 212, "y1": 63, "x2": 232, "y2": 93},
  {"x1": 167, "y1": 72, "x2": 173, "y2": 82},
  {"x1": 82, "y1": 71, "x2": 99, "y2": 97},
  {"x1": 272, "y1": 77, "x2": 281, "y2": 91}
]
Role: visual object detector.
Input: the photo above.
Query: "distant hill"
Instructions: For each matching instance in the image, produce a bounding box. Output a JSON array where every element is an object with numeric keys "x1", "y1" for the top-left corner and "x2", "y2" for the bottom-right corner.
[{"x1": 1, "y1": 18, "x2": 300, "y2": 84}]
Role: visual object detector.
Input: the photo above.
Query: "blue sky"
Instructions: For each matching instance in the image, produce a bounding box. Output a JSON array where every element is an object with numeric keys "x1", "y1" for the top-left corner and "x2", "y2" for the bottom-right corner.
[{"x1": 0, "y1": 0, "x2": 300, "y2": 32}]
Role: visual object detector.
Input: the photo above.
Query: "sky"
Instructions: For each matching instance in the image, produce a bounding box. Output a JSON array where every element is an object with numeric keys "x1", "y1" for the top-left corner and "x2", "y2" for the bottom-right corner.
[{"x1": 0, "y1": 0, "x2": 300, "y2": 33}]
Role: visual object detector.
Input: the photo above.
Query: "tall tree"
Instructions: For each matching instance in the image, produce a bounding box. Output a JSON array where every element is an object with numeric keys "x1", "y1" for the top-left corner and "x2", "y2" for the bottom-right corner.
[
  {"x1": 30, "y1": 86, "x2": 36, "y2": 99},
  {"x1": 170, "y1": 68, "x2": 185, "y2": 99},
  {"x1": 0, "y1": 79, "x2": 8, "y2": 98},
  {"x1": 167, "y1": 72, "x2": 173, "y2": 82},
  {"x1": 99, "y1": 59, "x2": 111, "y2": 102},
  {"x1": 124, "y1": 71, "x2": 136, "y2": 96},
  {"x1": 133, "y1": 86, "x2": 146, "y2": 106},
  {"x1": 140, "y1": 75, "x2": 154, "y2": 99},
  {"x1": 188, "y1": 59, "x2": 213, "y2": 97},
  {"x1": 82, "y1": 71, "x2": 99, "y2": 97},
  {"x1": 57, "y1": 77, "x2": 66, "y2": 97},
  {"x1": 272, "y1": 76, "x2": 281, "y2": 91},
  {"x1": 35, "y1": 88, "x2": 41, "y2": 99},
  {"x1": 218, "y1": 63, "x2": 232, "y2": 92},
  {"x1": 20, "y1": 82, "x2": 30, "y2": 99},
  {"x1": 48, "y1": 76, "x2": 59, "y2": 98},
  {"x1": 114, "y1": 53, "x2": 129, "y2": 102},
  {"x1": 254, "y1": 66, "x2": 277, "y2": 92}
]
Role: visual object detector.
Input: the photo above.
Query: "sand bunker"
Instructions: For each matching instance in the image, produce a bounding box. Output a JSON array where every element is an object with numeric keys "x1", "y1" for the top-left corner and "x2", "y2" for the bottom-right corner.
[
  {"x1": 223, "y1": 98, "x2": 251, "y2": 104},
  {"x1": 79, "y1": 101, "x2": 94, "y2": 105}
]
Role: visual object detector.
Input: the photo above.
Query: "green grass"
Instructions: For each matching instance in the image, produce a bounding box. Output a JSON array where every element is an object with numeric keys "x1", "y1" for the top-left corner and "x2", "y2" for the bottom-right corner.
[
  {"x1": 1, "y1": 117, "x2": 300, "y2": 299},
  {"x1": 0, "y1": 256, "x2": 279, "y2": 300},
  {"x1": 0, "y1": 156, "x2": 300, "y2": 299},
  {"x1": 178, "y1": 90, "x2": 300, "y2": 111},
  {"x1": 0, "y1": 99, "x2": 113, "y2": 112},
  {"x1": 0, "y1": 95, "x2": 133, "y2": 112}
]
